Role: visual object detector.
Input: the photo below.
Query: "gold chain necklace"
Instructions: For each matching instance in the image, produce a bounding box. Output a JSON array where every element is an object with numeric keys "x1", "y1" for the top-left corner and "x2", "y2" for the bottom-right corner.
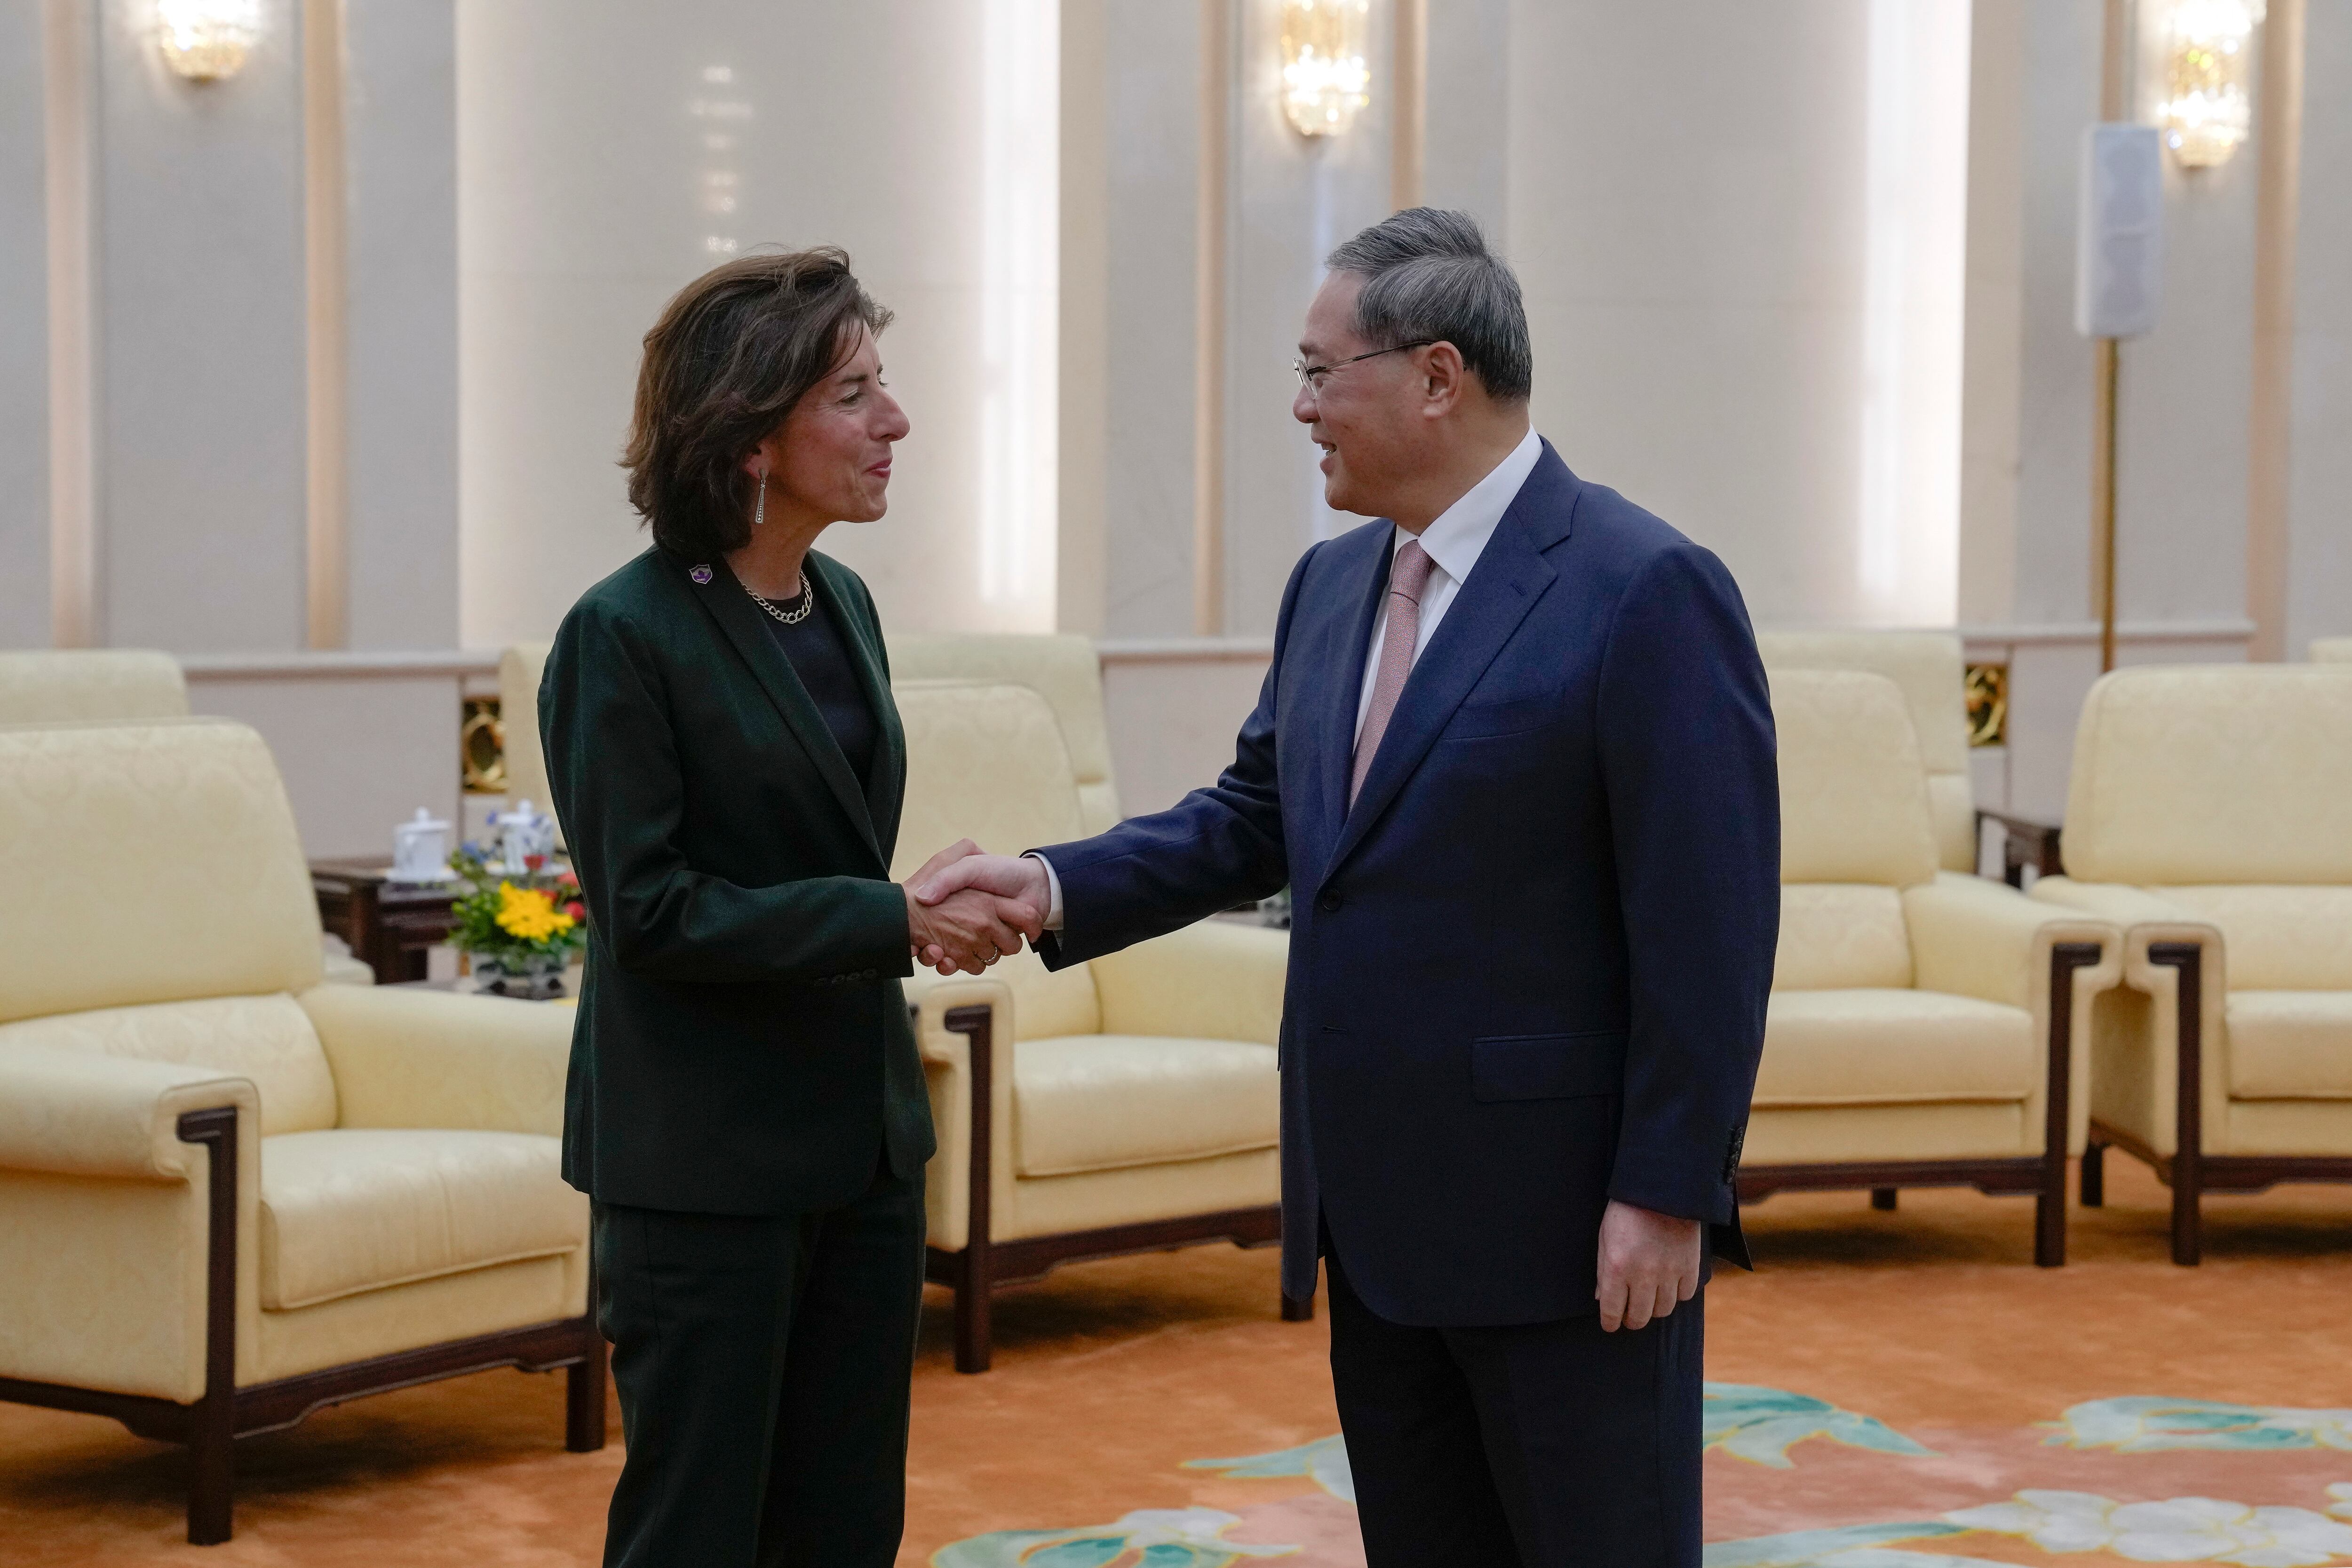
[{"x1": 745, "y1": 571, "x2": 813, "y2": 626}]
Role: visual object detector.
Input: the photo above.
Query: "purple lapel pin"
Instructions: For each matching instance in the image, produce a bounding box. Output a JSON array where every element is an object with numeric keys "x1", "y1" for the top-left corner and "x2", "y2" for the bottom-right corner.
[{"x1": 690, "y1": 565, "x2": 713, "y2": 584}]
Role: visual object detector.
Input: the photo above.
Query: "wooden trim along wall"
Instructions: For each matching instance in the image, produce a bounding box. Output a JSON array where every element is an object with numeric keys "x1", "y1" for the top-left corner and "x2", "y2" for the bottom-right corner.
[
  {"x1": 1192, "y1": 0, "x2": 1231, "y2": 637},
  {"x1": 42, "y1": 0, "x2": 95, "y2": 648},
  {"x1": 2247, "y1": 0, "x2": 2307, "y2": 661},
  {"x1": 1390, "y1": 0, "x2": 1427, "y2": 213},
  {"x1": 303, "y1": 0, "x2": 350, "y2": 650},
  {"x1": 1057, "y1": 0, "x2": 1112, "y2": 638}
]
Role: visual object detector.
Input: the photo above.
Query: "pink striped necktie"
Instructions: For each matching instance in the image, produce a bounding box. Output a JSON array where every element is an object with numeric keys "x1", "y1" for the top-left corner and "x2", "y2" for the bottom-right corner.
[{"x1": 1351, "y1": 539, "x2": 1436, "y2": 806}]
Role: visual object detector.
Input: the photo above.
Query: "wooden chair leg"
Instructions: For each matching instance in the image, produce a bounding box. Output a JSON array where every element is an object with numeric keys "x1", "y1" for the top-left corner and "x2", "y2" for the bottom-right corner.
[
  {"x1": 2080, "y1": 1142, "x2": 2105, "y2": 1207},
  {"x1": 945, "y1": 1004, "x2": 997, "y2": 1374},
  {"x1": 2034, "y1": 1180, "x2": 2066, "y2": 1267},
  {"x1": 179, "y1": 1105, "x2": 240, "y2": 1544},
  {"x1": 186, "y1": 1390, "x2": 235, "y2": 1545},
  {"x1": 1869, "y1": 1187, "x2": 1898, "y2": 1210},
  {"x1": 2171, "y1": 1153, "x2": 2203, "y2": 1266},
  {"x1": 2152, "y1": 941, "x2": 2204, "y2": 1267},
  {"x1": 954, "y1": 1253, "x2": 993, "y2": 1375},
  {"x1": 565, "y1": 1333, "x2": 608, "y2": 1452},
  {"x1": 2033, "y1": 943, "x2": 2098, "y2": 1271},
  {"x1": 1280, "y1": 1292, "x2": 1315, "y2": 1321}
]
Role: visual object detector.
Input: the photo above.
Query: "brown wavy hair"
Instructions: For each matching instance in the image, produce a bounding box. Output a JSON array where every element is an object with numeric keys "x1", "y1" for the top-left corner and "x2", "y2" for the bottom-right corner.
[{"x1": 621, "y1": 247, "x2": 893, "y2": 558}]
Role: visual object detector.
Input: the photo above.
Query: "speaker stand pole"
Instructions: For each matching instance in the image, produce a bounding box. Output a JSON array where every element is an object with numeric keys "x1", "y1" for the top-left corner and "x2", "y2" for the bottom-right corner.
[
  {"x1": 2091, "y1": 335, "x2": 2120, "y2": 675},
  {"x1": 2091, "y1": 0, "x2": 2129, "y2": 677}
]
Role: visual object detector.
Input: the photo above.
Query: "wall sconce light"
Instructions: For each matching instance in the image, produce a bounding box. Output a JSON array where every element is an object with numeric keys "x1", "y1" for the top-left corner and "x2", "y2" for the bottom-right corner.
[
  {"x1": 2156, "y1": 0, "x2": 2265, "y2": 167},
  {"x1": 1280, "y1": 0, "x2": 1371, "y2": 139},
  {"x1": 156, "y1": 0, "x2": 262, "y2": 82}
]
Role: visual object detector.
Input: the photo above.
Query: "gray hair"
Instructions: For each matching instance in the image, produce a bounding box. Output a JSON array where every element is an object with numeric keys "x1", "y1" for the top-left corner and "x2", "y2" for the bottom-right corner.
[{"x1": 1324, "y1": 208, "x2": 1532, "y2": 402}]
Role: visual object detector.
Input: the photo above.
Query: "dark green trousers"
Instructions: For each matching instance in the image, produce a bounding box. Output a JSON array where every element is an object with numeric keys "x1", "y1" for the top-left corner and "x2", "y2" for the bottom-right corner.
[{"x1": 593, "y1": 1158, "x2": 926, "y2": 1568}]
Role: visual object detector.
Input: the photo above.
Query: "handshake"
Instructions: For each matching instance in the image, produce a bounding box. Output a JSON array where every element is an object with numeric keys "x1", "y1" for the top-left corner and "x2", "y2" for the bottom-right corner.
[{"x1": 900, "y1": 840, "x2": 1054, "y2": 976}]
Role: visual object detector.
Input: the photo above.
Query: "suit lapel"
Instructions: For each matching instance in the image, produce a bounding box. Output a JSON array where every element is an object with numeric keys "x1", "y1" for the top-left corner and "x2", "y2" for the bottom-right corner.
[
  {"x1": 1325, "y1": 446, "x2": 1578, "y2": 876},
  {"x1": 810, "y1": 553, "x2": 905, "y2": 858},
  {"x1": 1314, "y1": 526, "x2": 1397, "y2": 859},
  {"x1": 688, "y1": 555, "x2": 883, "y2": 865}
]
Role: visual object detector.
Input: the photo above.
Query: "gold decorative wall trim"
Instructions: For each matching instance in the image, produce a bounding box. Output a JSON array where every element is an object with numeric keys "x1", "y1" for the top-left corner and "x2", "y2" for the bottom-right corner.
[
  {"x1": 1391, "y1": 0, "x2": 1427, "y2": 212},
  {"x1": 1964, "y1": 662, "x2": 2009, "y2": 748},
  {"x1": 461, "y1": 695, "x2": 506, "y2": 794}
]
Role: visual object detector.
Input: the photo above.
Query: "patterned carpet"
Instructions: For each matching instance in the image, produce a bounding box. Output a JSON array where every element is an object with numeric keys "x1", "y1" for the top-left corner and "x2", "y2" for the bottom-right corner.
[{"x1": 5, "y1": 1156, "x2": 2351, "y2": 1566}]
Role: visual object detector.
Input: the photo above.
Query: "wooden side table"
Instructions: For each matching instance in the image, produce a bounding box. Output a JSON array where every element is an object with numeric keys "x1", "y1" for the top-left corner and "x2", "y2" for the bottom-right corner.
[{"x1": 310, "y1": 860, "x2": 462, "y2": 984}]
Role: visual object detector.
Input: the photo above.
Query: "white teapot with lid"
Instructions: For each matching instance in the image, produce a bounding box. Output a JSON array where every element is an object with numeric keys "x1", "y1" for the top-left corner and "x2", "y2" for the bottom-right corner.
[
  {"x1": 391, "y1": 808, "x2": 453, "y2": 883},
  {"x1": 493, "y1": 799, "x2": 556, "y2": 875}
]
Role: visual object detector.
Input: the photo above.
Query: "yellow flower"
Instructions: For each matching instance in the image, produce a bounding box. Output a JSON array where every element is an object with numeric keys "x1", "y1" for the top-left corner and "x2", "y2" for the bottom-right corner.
[{"x1": 494, "y1": 882, "x2": 576, "y2": 944}]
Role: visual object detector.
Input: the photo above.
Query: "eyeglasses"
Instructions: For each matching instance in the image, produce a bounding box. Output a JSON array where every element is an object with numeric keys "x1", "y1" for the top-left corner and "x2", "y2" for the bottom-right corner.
[{"x1": 1292, "y1": 339, "x2": 1438, "y2": 396}]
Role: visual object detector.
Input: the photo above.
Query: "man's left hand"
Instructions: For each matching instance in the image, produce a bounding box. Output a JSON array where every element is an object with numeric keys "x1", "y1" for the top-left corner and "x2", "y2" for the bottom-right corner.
[{"x1": 1596, "y1": 1200, "x2": 1702, "y2": 1332}]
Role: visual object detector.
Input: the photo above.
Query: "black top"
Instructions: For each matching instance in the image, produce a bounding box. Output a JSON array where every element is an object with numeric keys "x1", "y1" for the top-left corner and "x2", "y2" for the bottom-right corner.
[{"x1": 755, "y1": 577, "x2": 879, "y2": 790}]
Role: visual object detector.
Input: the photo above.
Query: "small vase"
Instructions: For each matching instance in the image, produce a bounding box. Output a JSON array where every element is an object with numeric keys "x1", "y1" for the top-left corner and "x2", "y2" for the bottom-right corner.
[{"x1": 471, "y1": 950, "x2": 567, "y2": 1000}]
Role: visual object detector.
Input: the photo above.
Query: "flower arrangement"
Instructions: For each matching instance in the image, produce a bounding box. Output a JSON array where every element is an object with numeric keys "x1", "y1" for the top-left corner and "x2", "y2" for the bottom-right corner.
[{"x1": 447, "y1": 843, "x2": 585, "y2": 996}]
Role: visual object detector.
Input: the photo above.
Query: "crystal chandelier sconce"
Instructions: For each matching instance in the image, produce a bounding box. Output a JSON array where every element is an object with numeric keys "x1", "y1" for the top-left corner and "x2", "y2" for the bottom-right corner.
[
  {"x1": 156, "y1": 0, "x2": 262, "y2": 82},
  {"x1": 2156, "y1": 0, "x2": 2265, "y2": 167},
  {"x1": 1280, "y1": 0, "x2": 1371, "y2": 139}
]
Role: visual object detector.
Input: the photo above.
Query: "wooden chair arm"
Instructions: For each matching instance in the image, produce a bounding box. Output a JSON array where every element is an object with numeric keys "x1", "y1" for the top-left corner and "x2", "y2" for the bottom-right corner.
[{"x1": 1976, "y1": 809, "x2": 2063, "y2": 886}]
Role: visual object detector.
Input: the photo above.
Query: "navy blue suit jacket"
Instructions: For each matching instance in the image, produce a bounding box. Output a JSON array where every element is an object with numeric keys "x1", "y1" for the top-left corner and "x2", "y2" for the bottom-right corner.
[{"x1": 1037, "y1": 444, "x2": 1779, "y2": 1327}]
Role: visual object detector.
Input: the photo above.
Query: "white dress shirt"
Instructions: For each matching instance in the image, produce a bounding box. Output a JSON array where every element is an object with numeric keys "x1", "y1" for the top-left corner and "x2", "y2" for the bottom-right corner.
[
  {"x1": 1352, "y1": 425, "x2": 1544, "y2": 743},
  {"x1": 1031, "y1": 426, "x2": 1545, "y2": 931}
]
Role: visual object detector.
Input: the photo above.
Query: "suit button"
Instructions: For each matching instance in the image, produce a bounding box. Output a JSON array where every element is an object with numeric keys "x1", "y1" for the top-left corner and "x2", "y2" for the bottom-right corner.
[{"x1": 1318, "y1": 889, "x2": 1341, "y2": 913}]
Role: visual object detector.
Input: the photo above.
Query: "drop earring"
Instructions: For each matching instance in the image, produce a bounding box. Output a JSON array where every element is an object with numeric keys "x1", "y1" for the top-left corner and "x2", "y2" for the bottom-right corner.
[{"x1": 753, "y1": 470, "x2": 767, "y2": 529}]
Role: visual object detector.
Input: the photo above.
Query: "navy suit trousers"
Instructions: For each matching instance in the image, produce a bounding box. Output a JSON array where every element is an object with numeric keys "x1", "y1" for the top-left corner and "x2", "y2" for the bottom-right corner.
[{"x1": 1327, "y1": 1245, "x2": 1704, "y2": 1568}]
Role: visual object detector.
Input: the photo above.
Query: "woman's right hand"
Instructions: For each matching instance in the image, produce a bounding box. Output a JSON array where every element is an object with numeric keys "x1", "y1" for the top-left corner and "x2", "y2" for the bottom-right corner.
[{"x1": 904, "y1": 882, "x2": 1042, "y2": 976}]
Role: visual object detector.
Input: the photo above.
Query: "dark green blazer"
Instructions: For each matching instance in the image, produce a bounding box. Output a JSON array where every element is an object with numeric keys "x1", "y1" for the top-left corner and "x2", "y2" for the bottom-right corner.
[{"x1": 540, "y1": 546, "x2": 932, "y2": 1216}]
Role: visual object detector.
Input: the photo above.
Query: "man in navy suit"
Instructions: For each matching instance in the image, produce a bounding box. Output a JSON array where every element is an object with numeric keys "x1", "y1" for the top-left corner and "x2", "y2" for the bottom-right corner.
[{"x1": 916, "y1": 208, "x2": 1779, "y2": 1567}]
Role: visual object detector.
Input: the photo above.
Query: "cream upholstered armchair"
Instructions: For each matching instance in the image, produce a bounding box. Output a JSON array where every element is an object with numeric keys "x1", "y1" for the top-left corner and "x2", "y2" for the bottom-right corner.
[
  {"x1": 2313, "y1": 638, "x2": 2352, "y2": 664},
  {"x1": 0, "y1": 648, "x2": 188, "y2": 725},
  {"x1": 0, "y1": 721, "x2": 598, "y2": 1544},
  {"x1": 0, "y1": 657, "x2": 373, "y2": 987},
  {"x1": 1739, "y1": 671, "x2": 2120, "y2": 1264},
  {"x1": 889, "y1": 632, "x2": 1124, "y2": 833},
  {"x1": 1757, "y1": 629, "x2": 2058, "y2": 884},
  {"x1": 1758, "y1": 631, "x2": 1980, "y2": 876},
  {"x1": 2031, "y1": 667, "x2": 2352, "y2": 1265},
  {"x1": 892, "y1": 680, "x2": 1292, "y2": 1372}
]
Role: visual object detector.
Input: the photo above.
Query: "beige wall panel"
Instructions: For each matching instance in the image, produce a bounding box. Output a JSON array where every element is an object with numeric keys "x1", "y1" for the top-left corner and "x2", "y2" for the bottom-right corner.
[
  {"x1": 1218, "y1": 0, "x2": 1398, "y2": 637},
  {"x1": 1101, "y1": 0, "x2": 1207, "y2": 640},
  {"x1": 188, "y1": 675, "x2": 461, "y2": 860},
  {"x1": 1504, "y1": 0, "x2": 1876, "y2": 626},
  {"x1": 343, "y1": 0, "x2": 460, "y2": 651},
  {"x1": 1099, "y1": 647, "x2": 1272, "y2": 816},
  {"x1": 458, "y1": 0, "x2": 1054, "y2": 648},
  {"x1": 97, "y1": 0, "x2": 310, "y2": 653}
]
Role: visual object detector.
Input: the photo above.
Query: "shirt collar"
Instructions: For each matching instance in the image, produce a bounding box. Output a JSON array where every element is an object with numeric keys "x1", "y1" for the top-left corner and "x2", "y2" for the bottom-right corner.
[{"x1": 1391, "y1": 426, "x2": 1545, "y2": 583}]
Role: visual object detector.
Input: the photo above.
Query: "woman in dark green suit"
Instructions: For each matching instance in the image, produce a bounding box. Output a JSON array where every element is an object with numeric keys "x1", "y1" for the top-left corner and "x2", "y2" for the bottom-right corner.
[{"x1": 539, "y1": 249, "x2": 1042, "y2": 1568}]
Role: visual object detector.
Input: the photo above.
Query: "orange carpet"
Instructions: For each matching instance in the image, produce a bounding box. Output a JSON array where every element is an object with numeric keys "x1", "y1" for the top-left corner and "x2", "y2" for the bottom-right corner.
[{"x1": 6, "y1": 1157, "x2": 2352, "y2": 1565}]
